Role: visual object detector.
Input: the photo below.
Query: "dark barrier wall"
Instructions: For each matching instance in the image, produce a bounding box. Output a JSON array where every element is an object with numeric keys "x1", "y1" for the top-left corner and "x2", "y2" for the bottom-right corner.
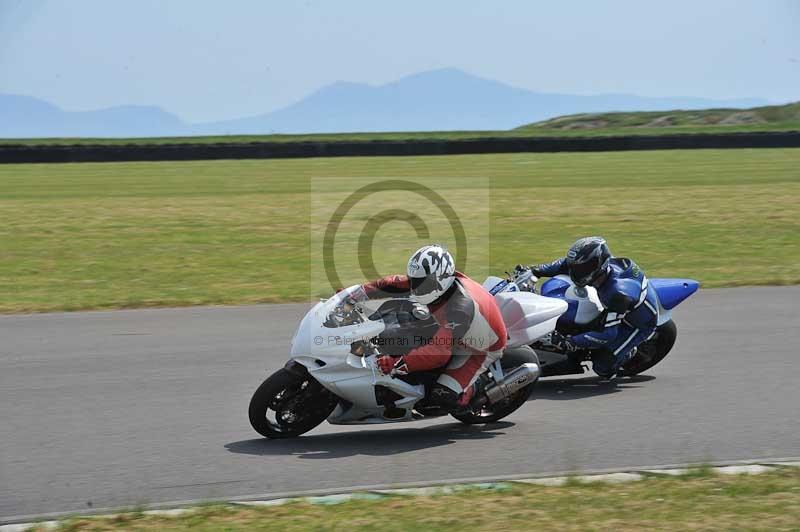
[{"x1": 1, "y1": 131, "x2": 799, "y2": 164}]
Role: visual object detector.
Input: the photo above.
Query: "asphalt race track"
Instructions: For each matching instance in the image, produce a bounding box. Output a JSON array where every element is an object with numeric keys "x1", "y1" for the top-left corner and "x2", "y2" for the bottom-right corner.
[{"x1": 2, "y1": 286, "x2": 799, "y2": 522}]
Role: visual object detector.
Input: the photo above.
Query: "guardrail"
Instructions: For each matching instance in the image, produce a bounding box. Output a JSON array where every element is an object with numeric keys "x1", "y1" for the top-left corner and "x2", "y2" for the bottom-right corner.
[{"x1": 1, "y1": 131, "x2": 798, "y2": 164}]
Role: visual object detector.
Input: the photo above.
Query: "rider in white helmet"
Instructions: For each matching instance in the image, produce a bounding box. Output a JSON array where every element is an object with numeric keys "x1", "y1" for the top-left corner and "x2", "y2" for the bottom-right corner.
[{"x1": 358, "y1": 244, "x2": 508, "y2": 411}]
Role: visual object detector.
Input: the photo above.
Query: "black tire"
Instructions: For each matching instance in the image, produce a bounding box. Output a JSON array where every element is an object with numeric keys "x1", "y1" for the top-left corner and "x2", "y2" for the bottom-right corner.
[
  {"x1": 451, "y1": 346, "x2": 539, "y2": 425},
  {"x1": 620, "y1": 320, "x2": 678, "y2": 377},
  {"x1": 248, "y1": 368, "x2": 338, "y2": 439}
]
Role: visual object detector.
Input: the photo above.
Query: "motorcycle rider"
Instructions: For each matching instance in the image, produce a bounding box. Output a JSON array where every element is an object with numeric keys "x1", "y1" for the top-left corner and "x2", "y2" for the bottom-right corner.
[
  {"x1": 358, "y1": 244, "x2": 508, "y2": 411},
  {"x1": 526, "y1": 236, "x2": 659, "y2": 378}
]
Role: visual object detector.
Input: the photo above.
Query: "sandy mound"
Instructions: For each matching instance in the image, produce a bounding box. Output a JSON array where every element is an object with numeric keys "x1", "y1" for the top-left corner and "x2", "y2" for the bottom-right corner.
[{"x1": 719, "y1": 112, "x2": 765, "y2": 125}]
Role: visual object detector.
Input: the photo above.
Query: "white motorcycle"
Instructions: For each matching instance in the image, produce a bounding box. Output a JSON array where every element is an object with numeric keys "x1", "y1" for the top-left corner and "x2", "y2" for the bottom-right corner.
[{"x1": 249, "y1": 284, "x2": 568, "y2": 438}]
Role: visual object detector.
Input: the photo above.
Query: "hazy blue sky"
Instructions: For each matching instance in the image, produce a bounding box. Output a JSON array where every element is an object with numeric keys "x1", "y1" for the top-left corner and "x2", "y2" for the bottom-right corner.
[{"x1": 1, "y1": 0, "x2": 797, "y2": 122}]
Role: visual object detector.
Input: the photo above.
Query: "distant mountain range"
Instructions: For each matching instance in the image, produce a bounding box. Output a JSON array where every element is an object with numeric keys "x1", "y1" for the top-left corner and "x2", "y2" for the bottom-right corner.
[
  {"x1": 0, "y1": 68, "x2": 769, "y2": 138},
  {"x1": 0, "y1": 94, "x2": 185, "y2": 138}
]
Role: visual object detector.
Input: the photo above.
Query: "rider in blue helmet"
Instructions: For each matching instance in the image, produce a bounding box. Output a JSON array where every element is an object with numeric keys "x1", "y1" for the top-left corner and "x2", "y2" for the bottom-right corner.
[{"x1": 528, "y1": 237, "x2": 660, "y2": 378}]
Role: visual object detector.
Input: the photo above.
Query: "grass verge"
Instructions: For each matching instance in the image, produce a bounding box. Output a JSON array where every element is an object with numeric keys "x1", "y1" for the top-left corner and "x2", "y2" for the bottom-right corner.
[
  {"x1": 0, "y1": 148, "x2": 798, "y2": 312},
  {"x1": 27, "y1": 468, "x2": 800, "y2": 531}
]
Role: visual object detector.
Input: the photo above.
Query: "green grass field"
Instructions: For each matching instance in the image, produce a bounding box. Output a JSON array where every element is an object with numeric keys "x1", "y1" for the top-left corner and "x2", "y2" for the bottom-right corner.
[
  {"x1": 28, "y1": 468, "x2": 800, "y2": 531},
  {"x1": 0, "y1": 148, "x2": 798, "y2": 313},
  {"x1": 2, "y1": 102, "x2": 798, "y2": 146}
]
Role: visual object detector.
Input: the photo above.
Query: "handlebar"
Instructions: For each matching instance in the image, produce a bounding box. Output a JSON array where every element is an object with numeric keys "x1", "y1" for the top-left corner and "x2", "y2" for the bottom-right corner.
[{"x1": 505, "y1": 266, "x2": 538, "y2": 293}]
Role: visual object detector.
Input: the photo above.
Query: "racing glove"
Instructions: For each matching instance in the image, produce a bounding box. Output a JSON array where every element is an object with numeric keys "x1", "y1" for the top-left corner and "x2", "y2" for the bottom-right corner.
[
  {"x1": 515, "y1": 264, "x2": 532, "y2": 274},
  {"x1": 517, "y1": 263, "x2": 545, "y2": 277},
  {"x1": 376, "y1": 355, "x2": 410, "y2": 376}
]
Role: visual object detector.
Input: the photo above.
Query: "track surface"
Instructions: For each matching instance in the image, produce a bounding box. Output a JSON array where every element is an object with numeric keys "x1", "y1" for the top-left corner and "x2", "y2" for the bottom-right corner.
[{"x1": 2, "y1": 287, "x2": 799, "y2": 520}]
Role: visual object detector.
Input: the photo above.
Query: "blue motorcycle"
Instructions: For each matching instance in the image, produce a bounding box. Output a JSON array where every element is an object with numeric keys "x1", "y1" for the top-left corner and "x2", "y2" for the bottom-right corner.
[{"x1": 483, "y1": 267, "x2": 699, "y2": 378}]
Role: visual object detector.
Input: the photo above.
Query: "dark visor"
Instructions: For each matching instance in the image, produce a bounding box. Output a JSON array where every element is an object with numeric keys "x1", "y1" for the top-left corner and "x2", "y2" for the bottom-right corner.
[
  {"x1": 569, "y1": 257, "x2": 601, "y2": 284},
  {"x1": 410, "y1": 274, "x2": 439, "y2": 296}
]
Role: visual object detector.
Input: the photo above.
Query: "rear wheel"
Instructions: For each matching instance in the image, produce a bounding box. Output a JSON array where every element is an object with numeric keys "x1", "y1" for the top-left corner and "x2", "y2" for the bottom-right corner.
[
  {"x1": 620, "y1": 320, "x2": 678, "y2": 377},
  {"x1": 248, "y1": 368, "x2": 338, "y2": 439},
  {"x1": 451, "y1": 346, "x2": 539, "y2": 425}
]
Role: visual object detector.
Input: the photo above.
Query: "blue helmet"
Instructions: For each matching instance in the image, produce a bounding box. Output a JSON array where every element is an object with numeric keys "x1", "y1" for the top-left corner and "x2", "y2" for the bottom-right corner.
[{"x1": 566, "y1": 236, "x2": 611, "y2": 287}]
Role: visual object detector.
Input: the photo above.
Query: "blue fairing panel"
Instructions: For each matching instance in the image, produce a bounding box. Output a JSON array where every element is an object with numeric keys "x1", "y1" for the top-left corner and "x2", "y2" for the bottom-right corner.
[
  {"x1": 650, "y1": 278, "x2": 700, "y2": 310},
  {"x1": 540, "y1": 277, "x2": 571, "y2": 298}
]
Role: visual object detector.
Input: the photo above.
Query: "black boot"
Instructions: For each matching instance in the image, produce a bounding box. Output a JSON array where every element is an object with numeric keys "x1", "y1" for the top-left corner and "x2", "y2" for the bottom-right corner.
[
  {"x1": 429, "y1": 383, "x2": 460, "y2": 409},
  {"x1": 429, "y1": 382, "x2": 481, "y2": 415}
]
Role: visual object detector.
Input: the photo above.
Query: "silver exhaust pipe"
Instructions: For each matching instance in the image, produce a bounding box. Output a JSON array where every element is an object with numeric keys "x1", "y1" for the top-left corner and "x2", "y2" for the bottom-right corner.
[{"x1": 485, "y1": 363, "x2": 540, "y2": 404}]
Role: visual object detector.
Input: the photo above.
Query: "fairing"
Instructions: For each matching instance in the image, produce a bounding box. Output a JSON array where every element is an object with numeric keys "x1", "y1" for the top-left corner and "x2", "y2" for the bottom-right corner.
[
  {"x1": 650, "y1": 278, "x2": 700, "y2": 310},
  {"x1": 282, "y1": 281, "x2": 560, "y2": 425}
]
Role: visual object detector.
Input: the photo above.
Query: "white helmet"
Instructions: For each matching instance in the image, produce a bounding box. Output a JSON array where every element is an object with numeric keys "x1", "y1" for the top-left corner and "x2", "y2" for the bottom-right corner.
[{"x1": 407, "y1": 244, "x2": 456, "y2": 305}]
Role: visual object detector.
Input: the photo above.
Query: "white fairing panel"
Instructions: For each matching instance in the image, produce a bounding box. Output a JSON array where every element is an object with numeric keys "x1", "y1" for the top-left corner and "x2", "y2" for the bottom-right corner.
[
  {"x1": 286, "y1": 286, "x2": 425, "y2": 424},
  {"x1": 494, "y1": 291, "x2": 568, "y2": 348},
  {"x1": 482, "y1": 275, "x2": 505, "y2": 291},
  {"x1": 290, "y1": 297, "x2": 385, "y2": 359},
  {"x1": 564, "y1": 284, "x2": 604, "y2": 324},
  {"x1": 482, "y1": 275, "x2": 519, "y2": 294}
]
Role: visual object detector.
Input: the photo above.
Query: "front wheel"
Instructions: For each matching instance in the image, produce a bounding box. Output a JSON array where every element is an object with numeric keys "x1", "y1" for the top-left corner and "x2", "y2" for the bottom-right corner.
[
  {"x1": 620, "y1": 320, "x2": 678, "y2": 377},
  {"x1": 451, "y1": 346, "x2": 539, "y2": 425},
  {"x1": 248, "y1": 368, "x2": 338, "y2": 439}
]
